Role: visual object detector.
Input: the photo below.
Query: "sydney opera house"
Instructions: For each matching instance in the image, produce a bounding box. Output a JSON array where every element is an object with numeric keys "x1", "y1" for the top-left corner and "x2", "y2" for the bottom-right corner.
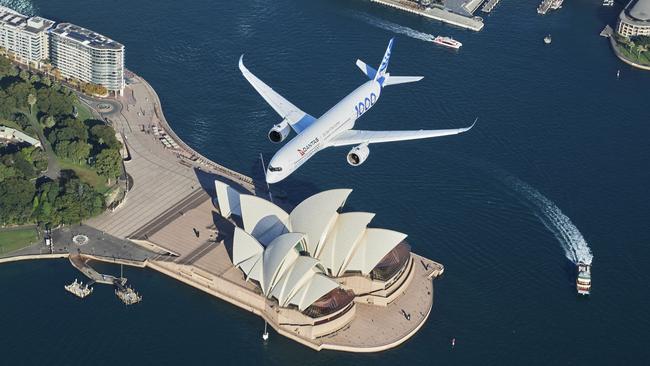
[{"x1": 215, "y1": 181, "x2": 443, "y2": 343}]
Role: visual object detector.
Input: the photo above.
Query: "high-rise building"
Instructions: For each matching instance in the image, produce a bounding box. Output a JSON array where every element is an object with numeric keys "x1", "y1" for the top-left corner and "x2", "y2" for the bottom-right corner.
[
  {"x1": 0, "y1": 5, "x2": 54, "y2": 68},
  {"x1": 50, "y1": 23, "x2": 125, "y2": 95},
  {"x1": 617, "y1": 0, "x2": 650, "y2": 37}
]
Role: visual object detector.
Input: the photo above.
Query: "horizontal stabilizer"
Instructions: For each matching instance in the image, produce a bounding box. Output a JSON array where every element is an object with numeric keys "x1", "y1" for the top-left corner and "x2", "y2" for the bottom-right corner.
[
  {"x1": 356, "y1": 59, "x2": 377, "y2": 79},
  {"x1": 383, "y1": 75, "x2": 423, "y2": 86}
]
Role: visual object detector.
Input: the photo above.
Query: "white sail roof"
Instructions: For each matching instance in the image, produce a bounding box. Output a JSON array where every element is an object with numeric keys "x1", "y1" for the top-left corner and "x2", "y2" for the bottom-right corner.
[
  {"x1": 288, "y1": 273, "x2": 339, "y2": 311},
  {"x1": 261, "y1": 232, "x2": 305, "y2": 295},
  {"x1": 270, "y1": 256, "x2": 323, "y2": 307},
  {"x1": 240, "y1": 194, "x2": 290, "y2": 245},
  {"x1": 225, "y1": 181, "x2": 412, "y2": 309},
  {"x1": 232, "y1": 228, "x2": 265, "y2": 281},
  {"x1": 346, "y1": 228, "x2": 407, "y2": 275},
  {"x1": 289, "y1": 189, "x2": 352, "y2": 255},
  {"x1": 317, "y1": 212, "x2": 375, "y2": 276},
  {"x1": 215, "y1": 180, "x2": 242, "y2": 218}
]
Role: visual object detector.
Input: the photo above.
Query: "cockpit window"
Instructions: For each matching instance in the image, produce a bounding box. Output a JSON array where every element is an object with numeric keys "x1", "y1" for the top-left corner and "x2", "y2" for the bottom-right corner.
[{"x1": 269, "y1": 166, "x2": 283, "y2": 172}]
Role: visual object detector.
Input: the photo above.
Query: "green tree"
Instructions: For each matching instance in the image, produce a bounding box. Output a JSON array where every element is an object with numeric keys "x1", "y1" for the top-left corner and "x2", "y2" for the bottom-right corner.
[
  {"x1": 90, "y1": 124, "x2": 121, "y2": 150},
  {"x1": 0, "y1": 177, "x2": 36, "y2": 225},
  {"x1": 19, "y1": 70, "x2": 29, "y2": 81},
  {"x1": 41, "y1": 114, "x2": 56, "y2": 128},
  {"x1": 0, "y1": 164, "x2": 17, "y2": 182},
  {"x1": 93, "y1": 148, "x2": 122, "y2": 183},
  {"x1": 27, "y1": 93, "x2": 37, "y2": 115}
]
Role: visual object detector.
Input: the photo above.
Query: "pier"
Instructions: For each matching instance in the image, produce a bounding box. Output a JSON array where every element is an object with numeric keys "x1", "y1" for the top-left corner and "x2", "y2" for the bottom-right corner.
[
  {"x1": 481, "y1": 0, "x2": 502, "y2": 13},
  {"x1": 370, "y1": 0, "x2": 484, "y2": 32},
  {"x1": 538, "y1": 0, "x2": 563, "y2": 15},
  {"x1": 69, "y1": 254, "x2": 123, "y2": 285}
]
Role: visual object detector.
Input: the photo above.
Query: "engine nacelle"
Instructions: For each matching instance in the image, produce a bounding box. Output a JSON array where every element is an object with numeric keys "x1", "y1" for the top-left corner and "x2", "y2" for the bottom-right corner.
[
  {"x1": 268, "y1": 119, "x2": 291, "y2": 143},
  {"x1": 347, "y1": 143, "x2": 370, "y2": 166}
]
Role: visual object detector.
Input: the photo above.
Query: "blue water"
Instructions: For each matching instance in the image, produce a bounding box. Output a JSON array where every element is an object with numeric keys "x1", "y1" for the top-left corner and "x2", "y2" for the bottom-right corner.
[{"x1": 1, "y1": 0, "x2": 649, "y2": 364}]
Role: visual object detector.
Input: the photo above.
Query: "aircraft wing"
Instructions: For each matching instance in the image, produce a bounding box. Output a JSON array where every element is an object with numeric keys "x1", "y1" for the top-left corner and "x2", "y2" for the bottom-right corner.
[
  {"x1": 328, "y1": 118, "x2": 477, "y2": 147},
  {"x1": 239, "y1": 55, "x2": 316, "y2": 133}
]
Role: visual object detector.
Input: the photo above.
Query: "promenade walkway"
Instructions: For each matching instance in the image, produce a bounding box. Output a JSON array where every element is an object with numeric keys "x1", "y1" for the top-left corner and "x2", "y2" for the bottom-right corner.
[{"x1": 84, "y1": 75, "x2": 256, "y2": 240}]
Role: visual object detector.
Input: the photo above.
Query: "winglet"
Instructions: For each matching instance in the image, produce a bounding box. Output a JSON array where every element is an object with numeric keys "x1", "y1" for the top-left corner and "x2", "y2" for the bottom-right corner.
[{"x1": 464, "y1": 117, "x2": 478, "y2": 132}]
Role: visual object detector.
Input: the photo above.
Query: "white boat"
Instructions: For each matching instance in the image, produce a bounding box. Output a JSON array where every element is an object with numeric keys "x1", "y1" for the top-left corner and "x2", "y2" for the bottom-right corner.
[
  {"x1": 544, "y1": 35, "x2": 552, "y2": 44},
  {"x1": 576, "y1": 262, "x2": 591, "y2": 295},
  {"x1": 432, "y1": 36, "x2": 462, "y2": 50}
]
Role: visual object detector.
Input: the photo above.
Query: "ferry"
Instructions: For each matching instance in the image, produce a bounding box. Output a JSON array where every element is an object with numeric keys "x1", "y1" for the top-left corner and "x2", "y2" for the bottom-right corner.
[
  {"x1": 576, "y1": 262, "x2": 591, "y2": 295},
  {"x1": 432, "y1": 36, "x2": 462, "y2": 50}
]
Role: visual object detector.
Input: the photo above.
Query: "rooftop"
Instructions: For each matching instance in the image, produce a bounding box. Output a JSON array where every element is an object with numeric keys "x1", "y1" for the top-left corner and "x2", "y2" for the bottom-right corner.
[
  {"x1": 51, "y1": 23, "x2": 124, "y2": 50},
  {"x1": 0, "y1": 6, "x2": 53, "y2": 34},
  {"x1": 629, "y1": 0, "x2": 650, "y2": 21}
]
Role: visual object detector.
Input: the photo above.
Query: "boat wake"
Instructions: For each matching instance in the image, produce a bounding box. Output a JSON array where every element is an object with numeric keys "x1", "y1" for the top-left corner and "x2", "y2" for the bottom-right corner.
[
  {"x1": 350, "y1": 12, "x2": 435, "y2": 43},
  {"x1": 0, "y1": 0, "x2": 37, "y2": 15},
  {"x1": 505, "y1": 175, "x2": 593, "y2": 265}
]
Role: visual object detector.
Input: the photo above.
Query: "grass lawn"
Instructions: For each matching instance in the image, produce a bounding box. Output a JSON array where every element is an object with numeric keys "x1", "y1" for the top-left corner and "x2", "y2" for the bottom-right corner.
[
  {"x1": 614, "y1": 40, "x2": 650, "y2": 66},
  {"x1": 58, "y1": 159, "x2": 111, "y2": 194},
  {"x1": 0, "y1": 227, "x2": 38, "y2": 255},
  {"x1": 74, "y1": 100, "x2": 95, "y2": 122}
]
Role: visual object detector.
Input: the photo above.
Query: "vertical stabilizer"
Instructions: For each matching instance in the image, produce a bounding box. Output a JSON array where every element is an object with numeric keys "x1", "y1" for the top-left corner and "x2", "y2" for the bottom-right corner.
[{"x1": 374, "y1": 38, "x2": 394, "y2": 84}]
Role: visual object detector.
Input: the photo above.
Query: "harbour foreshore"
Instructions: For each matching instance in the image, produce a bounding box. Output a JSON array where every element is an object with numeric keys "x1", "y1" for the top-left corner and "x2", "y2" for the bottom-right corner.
[
  {"x1": 1, "y1": 68, "x2": 442, "y2": 352},
  {"x1": 370, "y1": 0, "x2": 485, "y2": 32}
]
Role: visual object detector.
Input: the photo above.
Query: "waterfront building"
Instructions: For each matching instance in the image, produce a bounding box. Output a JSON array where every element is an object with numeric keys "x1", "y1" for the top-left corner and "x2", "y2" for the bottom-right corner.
[
  {"x1": 218, "y1": 183, "x2": 419, "y2": 336},
  {"x1": 0, "y1": 6, "x2": 54, "y2": 69},
  {"x1": 50, "y1": 23, "x2": 125, "y2": 95},
  {"x1": 617, "y1": 0, "x2": 650, "y2": 37}
]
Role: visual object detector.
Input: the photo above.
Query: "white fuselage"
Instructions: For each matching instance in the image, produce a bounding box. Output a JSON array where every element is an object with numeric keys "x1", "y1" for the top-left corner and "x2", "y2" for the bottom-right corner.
[{"x1": 266, "y1": 80, "x2": 382, "y2": 183}]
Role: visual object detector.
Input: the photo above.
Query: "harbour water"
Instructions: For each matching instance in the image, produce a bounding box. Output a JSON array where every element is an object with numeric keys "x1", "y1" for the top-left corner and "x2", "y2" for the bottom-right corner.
[{"x1": 1, "y1": 0, "x2": 649, "y2": 364}]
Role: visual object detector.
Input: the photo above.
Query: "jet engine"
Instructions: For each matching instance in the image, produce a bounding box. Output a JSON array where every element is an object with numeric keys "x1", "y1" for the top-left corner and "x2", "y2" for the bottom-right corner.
[
  {"x1": 268, "y1": 119, "x2": 291, "y2": 143},
  {"x1": 347, "y1": 143, "x2": 370, "y2": 166}
]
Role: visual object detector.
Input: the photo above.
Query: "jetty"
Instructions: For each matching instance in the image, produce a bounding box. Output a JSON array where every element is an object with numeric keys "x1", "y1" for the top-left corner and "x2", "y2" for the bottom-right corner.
[
  {"x1": 369, "y1": 0, "x2": 484, "y2": 32},
  {"x1": 481, "y1": 0, "x2": 501, "y2": 13},
  {"x1": 538, "y1": 0, "x2": 563, "y2": 15},
  {"x1": 69, "y1": 254, "x2": 122, "y2": 285}
]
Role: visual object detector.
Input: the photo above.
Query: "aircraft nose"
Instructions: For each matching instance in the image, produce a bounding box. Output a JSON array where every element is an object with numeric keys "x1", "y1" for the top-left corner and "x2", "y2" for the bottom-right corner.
[{"x1": 265, "y1": 170, "x2": 280, "y2": 184}]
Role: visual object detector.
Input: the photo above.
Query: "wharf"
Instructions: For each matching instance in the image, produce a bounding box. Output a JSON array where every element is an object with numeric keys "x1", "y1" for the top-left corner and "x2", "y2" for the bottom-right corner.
[
  {"x1": 69, "y1": 254, "x2": 124, "y2": 285},
  {"x1": 370, "y1": 0, "x2": 484, "y2": 32},
  {"x1": 538, "y1": 0, "x2": 563, "y2": 15},
  {"x1": 481, "y1": 0, "x2": 501, "y2": 13}
]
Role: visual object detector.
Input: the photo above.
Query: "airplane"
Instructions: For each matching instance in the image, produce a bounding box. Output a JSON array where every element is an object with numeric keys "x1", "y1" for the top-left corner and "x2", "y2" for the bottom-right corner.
[{"x1": 239, "y1": 38, "x2": 476, "y2": 184}]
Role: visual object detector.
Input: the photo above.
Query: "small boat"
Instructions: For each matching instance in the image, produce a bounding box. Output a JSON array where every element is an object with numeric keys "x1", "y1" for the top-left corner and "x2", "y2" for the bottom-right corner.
[
  {"x1": 544, "y1": 35, "x2": 552, "y2": 44},
  {"x1": 617, "y1": 69, "x2": 620, "y2": 79},
  {"x1": 576, "y1": 262, "x2": 591, "y2": 295},
  {"x1": 432, "y1": 36, "x2": 462, "y2": 50}
]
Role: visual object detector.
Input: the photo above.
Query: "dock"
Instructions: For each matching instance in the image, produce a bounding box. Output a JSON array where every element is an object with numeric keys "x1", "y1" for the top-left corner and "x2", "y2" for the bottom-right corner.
[
  {"x1": 538, "y1": 0, "x2": 563, "y2": 15},
  {"x1": 115, "y1": 284, "x2": 142, "y2": 305},
  {"x1": 481, "y1": 0, "x2": 501, "y2": 13},
  {"x1": 69, "y1": 254, "x2": 122, "y2": 285},
  {"x1": 64, "y1": 279, "x2": 93, "y2": 298},
  {"x1": 370, "y1": 0, "x2": 484, "y2": 32}
]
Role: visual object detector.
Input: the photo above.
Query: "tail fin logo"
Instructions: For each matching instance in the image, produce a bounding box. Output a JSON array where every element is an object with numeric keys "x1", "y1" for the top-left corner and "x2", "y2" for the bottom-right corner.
[{"x1": 376, "y1": 38, "x2": 394, "y2": 78}]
